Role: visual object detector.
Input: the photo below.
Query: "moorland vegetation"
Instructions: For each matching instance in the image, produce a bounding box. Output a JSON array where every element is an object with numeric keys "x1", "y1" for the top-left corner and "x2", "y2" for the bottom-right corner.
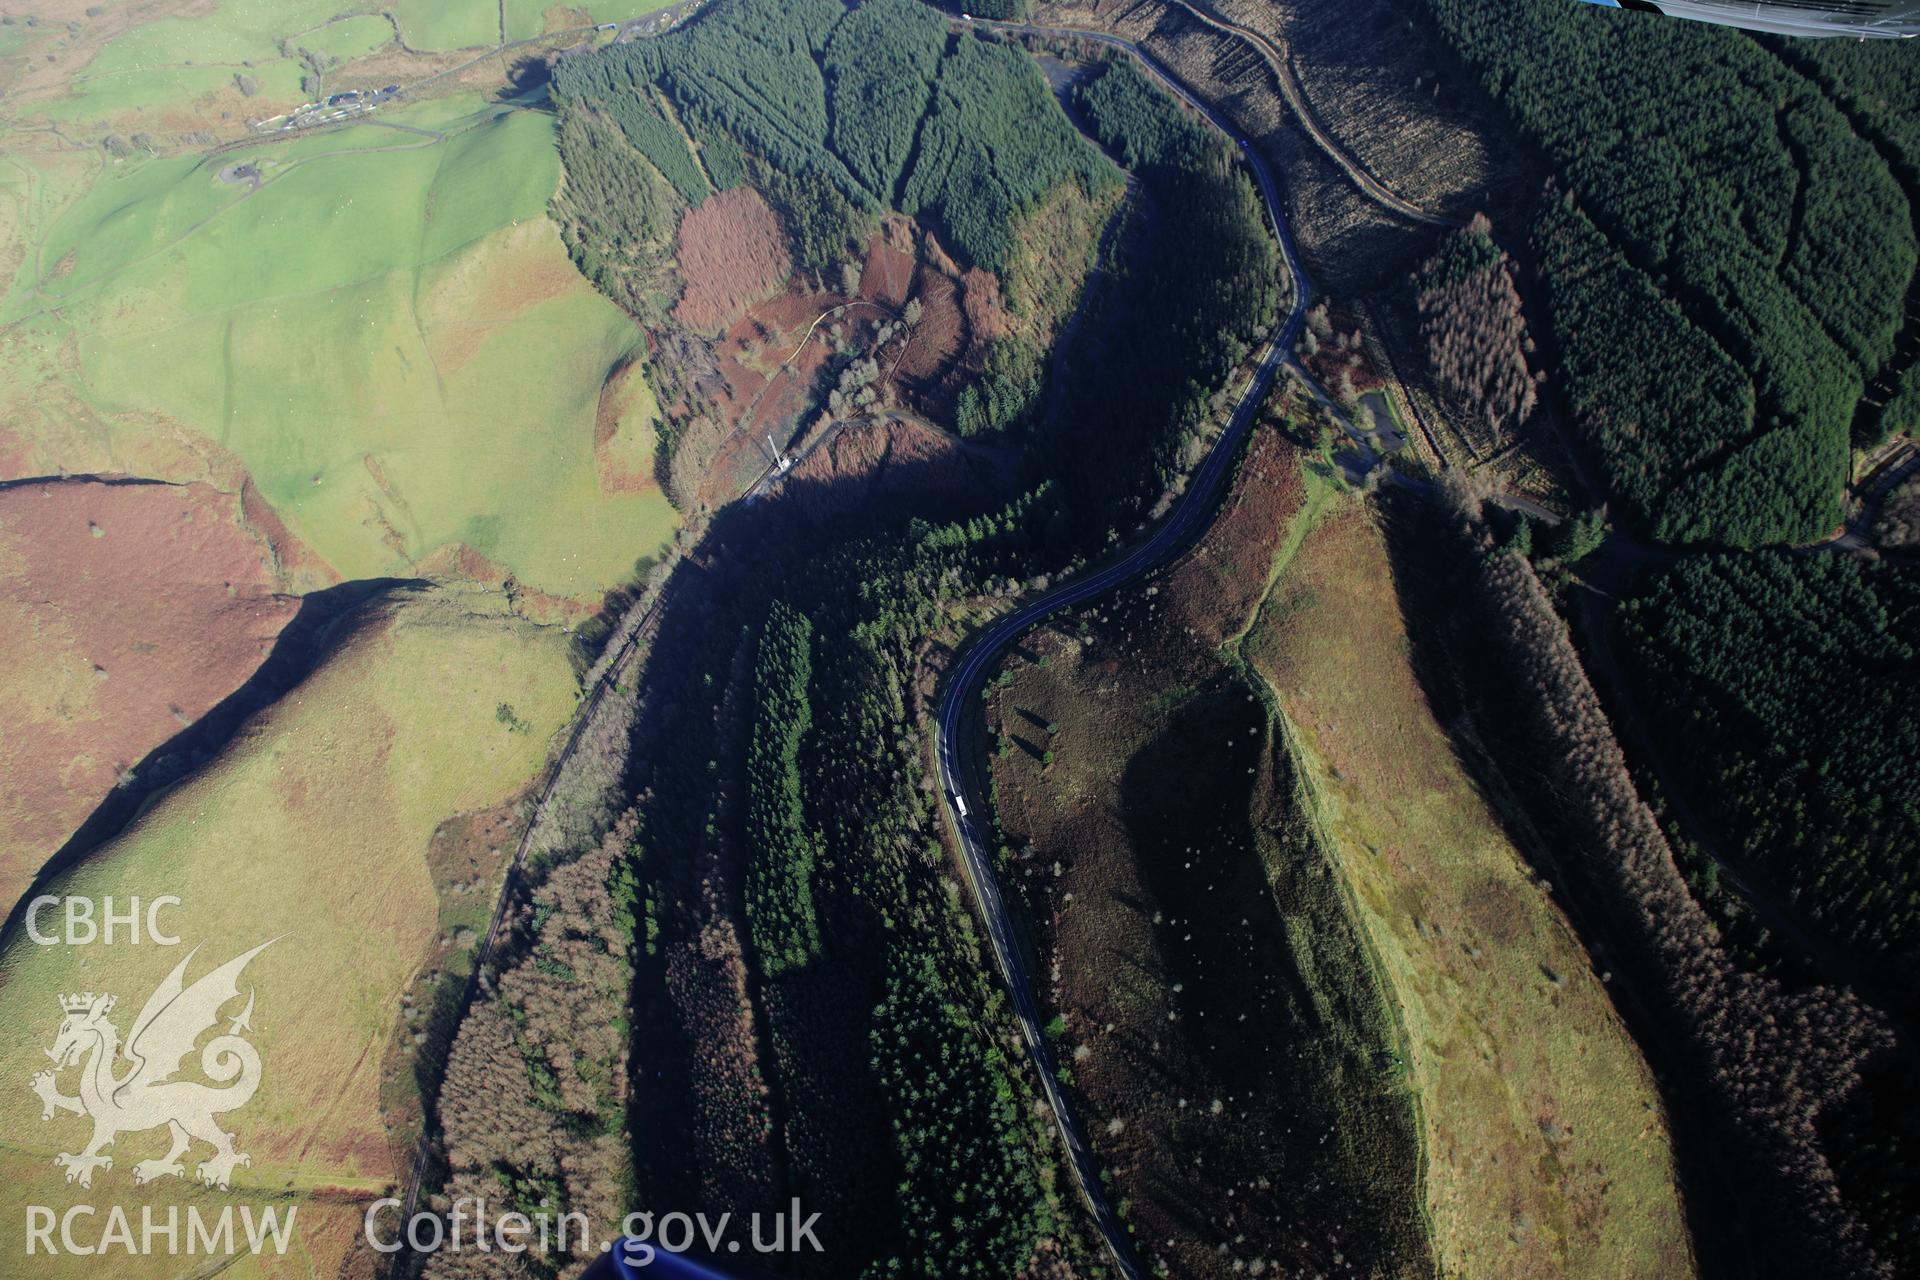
[
  {"x1": 112, "y1": 4, "x2": 1910, "y2": 1277},
  {"x1": 0, "y1": 592, "x2": 577, "y2": 1280},
  {"x1": 1242, "y1": 478, "x2": 1691, "y2": 1277},
  {"x1": 1399, "y1": 9, "x2": 1920, "y2": 1269},
  {"x1": 1, "y1": 98, "x2": 679, "y2": 600},
  {"x1": 548, "y1": 0, "x2": 1121, "y2": 501},
  {"x1": 988, "y1": 623, "x2": 1434, "y2": 1279}
]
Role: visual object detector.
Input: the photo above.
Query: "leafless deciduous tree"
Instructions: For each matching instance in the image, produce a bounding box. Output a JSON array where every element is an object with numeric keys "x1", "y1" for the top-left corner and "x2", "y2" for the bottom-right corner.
[{"x1": 1416, "y1": 214, "x2": 1538, "y2": 442}]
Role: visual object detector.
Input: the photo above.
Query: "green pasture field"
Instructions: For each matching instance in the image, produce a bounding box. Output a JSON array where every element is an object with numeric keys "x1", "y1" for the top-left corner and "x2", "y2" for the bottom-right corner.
[
  {"x1": 6, "y1": 153, "x2": 249, "y2": 305},
  {"x1": 8, "y1": 0, "x2": 667, "y2": 128},
  {"x1": 0, "y1": 591, "x2": 575, "y2": 1277},
  {"x1": 90, "y1": 0, "x2": 361, "y2": 70},
  {"x1": 8, "y1": 0, "x2": 691, "y2": 127},
  {"x1": 0, "y1": 103, "x2": 678, "y2": 600},
  {"x1": 0, "y1": 154, "x2": 46, "y2": 294},
  {"x1": 17, "y1": 0, "x2": 361, "y2": 124},
  {"x1": 396, "y1": 0, "x2": 689, "y2": 50},
  {"x1": 296, "y1": 13, "x2": 397, "y2": 63},
  {"x1": 391, "y1": 0, "x2": 503, "y2": 52},
  {"x1": 597, "y1": 359, "x2": 662, "y2": 488},
  {"x1": 25, "y1": 58, "x2": 306, "y2": 125},
  {"x1": 506, "y1": 0, "x2": 573, "y2": 42}
]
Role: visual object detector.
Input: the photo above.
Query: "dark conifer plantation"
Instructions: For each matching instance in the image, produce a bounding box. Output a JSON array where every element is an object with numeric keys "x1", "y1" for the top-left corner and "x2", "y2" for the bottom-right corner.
[{"x1": 1420, "y1": 0, "x2": 1915, "y2": 543}]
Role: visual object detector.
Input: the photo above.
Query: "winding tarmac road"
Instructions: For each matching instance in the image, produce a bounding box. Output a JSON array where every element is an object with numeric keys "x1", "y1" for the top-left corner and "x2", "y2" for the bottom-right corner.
[{"x1": 934, "y1": 21, "x2": 1318, "y2": 1279}]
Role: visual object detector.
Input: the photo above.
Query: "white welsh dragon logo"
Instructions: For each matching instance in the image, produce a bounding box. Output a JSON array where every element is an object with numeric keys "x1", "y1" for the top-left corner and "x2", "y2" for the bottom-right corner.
[{"x1": 30, "y1": 940, "x2": 275, "y2": 1190}]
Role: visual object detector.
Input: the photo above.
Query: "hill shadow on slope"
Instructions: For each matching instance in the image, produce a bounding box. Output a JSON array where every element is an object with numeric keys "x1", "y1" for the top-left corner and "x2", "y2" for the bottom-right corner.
[{"x1": 0, "y1": 576, "x2": 429, "y2": 957}]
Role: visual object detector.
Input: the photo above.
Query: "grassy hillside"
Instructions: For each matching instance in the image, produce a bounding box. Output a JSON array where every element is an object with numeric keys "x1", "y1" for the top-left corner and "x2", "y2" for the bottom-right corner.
[
  {"x1": 0, "y1": 100, "x2": 677, "y2": 600},
  {"x1": 392, "y1": 0, "x2": 504, "y2": 51},
  {"x1": 28, "y1": 56, "x2": 308, "y2": 124},
  {"x1": 396, "y1": 0, "x2": 688, "y2": 51},
  {"x1": 6, "y1": 0, "x2": 364, "y2": 128},
  {"x1": 0, "y1": 590, "x2": 573, "y2": 1278},
  {"x1": 1241, "y1": 483, "x2": 1693, "y2": 1279},
  {"x1": 298, "y1": 14, "x2": 397, "y2": 63},
  {"x1": 0, "y1": 0, "x2": 685, "y2": 133}
]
